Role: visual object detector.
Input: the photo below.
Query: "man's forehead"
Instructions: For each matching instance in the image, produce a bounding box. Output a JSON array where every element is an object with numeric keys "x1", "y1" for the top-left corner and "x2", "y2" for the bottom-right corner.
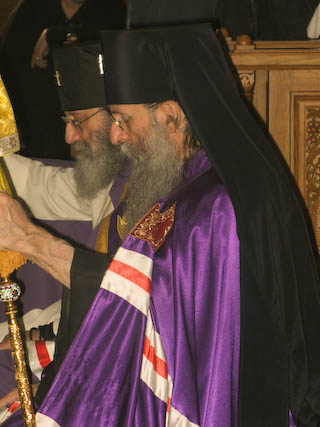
[
  {"x1": 108, "y1": 104, "x2": 145, "y2": 113},
  {"x1": 65, "y1": 107, "x2": 99, "y2": 116}
]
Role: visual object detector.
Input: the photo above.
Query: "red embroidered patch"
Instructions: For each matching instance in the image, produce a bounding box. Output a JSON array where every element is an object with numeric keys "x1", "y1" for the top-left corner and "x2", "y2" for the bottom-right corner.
[{"x1": 129, "y1": 203, "x2": 176, "y2": 252}]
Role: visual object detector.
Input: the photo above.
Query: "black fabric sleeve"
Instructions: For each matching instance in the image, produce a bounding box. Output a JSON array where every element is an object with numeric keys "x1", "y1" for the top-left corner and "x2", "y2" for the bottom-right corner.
[
  {"x1": 70, "y1": 247, "x2": 111, "y2": 296},
  {"x1": 46, "y1": 26, "x2": 68, "y2": 47},
  {"x1": 35, "y1": 248, "x2": 111, "y2": 407},
  {"x1": 38, "y1": 322, "x2": 56, "y2": 341},
  {"x1": 67, "y1": 247, "x2": 111, "y2": 354},
  {"x1": 214, "y1": 0, "x2": 319, "y2": 40},
  {"x1": 256, "y1": 0, "x2": 319, "y2": 40},
  {"x1": 64, "y1": 247, "x2": 112, "y2": 361}
]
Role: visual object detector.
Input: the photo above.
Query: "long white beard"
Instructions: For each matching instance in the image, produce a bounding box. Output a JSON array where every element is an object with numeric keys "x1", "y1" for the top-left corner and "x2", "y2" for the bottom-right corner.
[
  {"x1": 73, "y1": 114, "x2": 184, "y2": 236},
  {"x1": 122, "y1": 117, "x2": 183, "y2": 234},
  {"x1": 73, "y1": 129, "x2": 126, "y2": 200}
]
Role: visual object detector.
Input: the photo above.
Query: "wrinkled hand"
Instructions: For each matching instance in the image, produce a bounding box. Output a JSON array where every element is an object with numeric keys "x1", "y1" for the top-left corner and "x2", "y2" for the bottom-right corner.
[
  {"x1": 0, "y1": 193, "x2": 74, "y2": 287},
  {"x1": 0, "y1": 329, "x2": 32, "y2": 350},
  {"x1": 0, "y1": 192, "x2": 34, "y2": 253},
  {"x1": 0, "y1": 388, "x2": 19, "y2": 409},
  {"x1": 31, "y1": 28, "x2": 49, "y2": 69},
  {"x1": 0, "y1": 384, "x2": 39, "y2": 409},
  {"x1": 0, "y1": 334, "x2": 10, "y2": 351}
]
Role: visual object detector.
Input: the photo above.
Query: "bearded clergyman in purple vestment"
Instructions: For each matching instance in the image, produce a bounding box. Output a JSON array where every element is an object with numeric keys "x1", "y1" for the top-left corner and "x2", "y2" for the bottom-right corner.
[{"x1": 1, "y1": 1, "x2": 320, "y2": 426}]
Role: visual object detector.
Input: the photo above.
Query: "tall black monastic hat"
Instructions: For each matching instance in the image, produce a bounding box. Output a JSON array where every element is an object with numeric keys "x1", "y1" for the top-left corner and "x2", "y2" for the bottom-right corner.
[
  {"x1": 53, "y1": 41, "x2": 105, "y2": 111},
  {"x1": 100, "y1": 2, "x2": 320, "y2": 426}
]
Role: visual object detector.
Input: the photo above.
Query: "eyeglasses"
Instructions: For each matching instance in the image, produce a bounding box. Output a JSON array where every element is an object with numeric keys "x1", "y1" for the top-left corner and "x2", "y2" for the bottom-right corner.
[
  {"x1": 106, "y1": 109, "x2": 142, "y2": 132},
  {"x1": 106, "y1": 104, "x2": 158, "y2": 131},
  {"x1": 61, "y1": 108, "x2": 104, "y2": 132}
]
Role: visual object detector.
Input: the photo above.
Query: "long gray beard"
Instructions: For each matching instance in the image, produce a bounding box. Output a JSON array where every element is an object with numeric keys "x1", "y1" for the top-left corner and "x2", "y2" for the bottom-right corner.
[
  {"x1": 122, "y1": 117, "x2": 183, "y2": 234},
  {"x1": 73, "y1": 130, "x2": 126, "y2": 200}
]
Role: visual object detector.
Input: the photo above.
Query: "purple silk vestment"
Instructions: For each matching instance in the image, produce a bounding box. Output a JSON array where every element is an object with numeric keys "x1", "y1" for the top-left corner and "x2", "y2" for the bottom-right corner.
[
  {"x1": 4, "y1": 151, "x2": 299, "y2": 426},
  {"x1": 36, "y1": 151, "x2": 241, "y2": 426},
  {"x1": 6, "y1": 150, "x2": 278, "y2": 426}
]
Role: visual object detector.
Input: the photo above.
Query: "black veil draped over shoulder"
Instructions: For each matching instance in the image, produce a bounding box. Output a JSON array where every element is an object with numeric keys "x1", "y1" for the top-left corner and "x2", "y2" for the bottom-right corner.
[{"x1": 101, "y1": 24, "x2": 320, "y2": 426}]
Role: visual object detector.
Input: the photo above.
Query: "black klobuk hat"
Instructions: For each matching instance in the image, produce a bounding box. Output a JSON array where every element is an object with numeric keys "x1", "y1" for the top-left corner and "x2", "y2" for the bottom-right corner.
[{"x1": 53, "y1": 41, "x2": 106, "y2": 111}]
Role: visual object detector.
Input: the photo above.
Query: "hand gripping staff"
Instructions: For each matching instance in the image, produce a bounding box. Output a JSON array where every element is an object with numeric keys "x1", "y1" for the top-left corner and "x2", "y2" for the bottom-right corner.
[{"x1": 0, "y1": 75, "x2": 35, "y2": 426}]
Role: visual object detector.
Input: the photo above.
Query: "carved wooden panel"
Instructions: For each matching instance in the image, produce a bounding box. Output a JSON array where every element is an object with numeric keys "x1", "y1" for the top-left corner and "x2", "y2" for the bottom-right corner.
[
  {"x1": 305, "y1": 105, "x2": 320, "y2": 209},
  {"x1": 238, "y1": 71, "x2": 255, "y2": 103},
  {"x1": 271, "y1": 93, "x2": 320, "y2": 249},
  {"x1": 293, "y1": 97, "x2": 320, "y2": 196},
  {"x1": 268, "y1": 70, "x2": 320, "y2": 171},
  {"x1": 302, "y1": 103, "x2": 320, "y2": 248},
  {"x1": 229, "y1": 37, "x2": 320, "y2": 251}
]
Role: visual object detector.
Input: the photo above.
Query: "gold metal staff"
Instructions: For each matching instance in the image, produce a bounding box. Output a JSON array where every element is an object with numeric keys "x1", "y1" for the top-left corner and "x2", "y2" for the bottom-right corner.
[
  {"x1": 0, "y1": 75, "x2": 35, "y2": 426},
  {"x1": 0, "y1": 280, "x2": 35, "y2": 426}
]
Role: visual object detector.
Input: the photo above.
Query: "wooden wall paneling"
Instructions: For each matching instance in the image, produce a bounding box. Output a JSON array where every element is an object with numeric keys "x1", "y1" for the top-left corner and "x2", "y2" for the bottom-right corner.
[
  {"x1": 294, "y1": 96, "x2": 320, "y2": 198},
  {"x1": 268, "y1": 70, "x2": 292, "y2": 166},
  {"x1": 229, "y1": 36, "x2": 320, "y2": 250},
  {"x1": 252, "y1": 69, "x2": 268, "y2": 124},
  {"x1": 238, "y1": 70, "x2": 255, "y2": 103},
  {"x1": 295, "y1": 97, "x2": 320, "y2": 248},
  {"x1": 268, "y1": 70, "x2": 320, "y2": 175}
]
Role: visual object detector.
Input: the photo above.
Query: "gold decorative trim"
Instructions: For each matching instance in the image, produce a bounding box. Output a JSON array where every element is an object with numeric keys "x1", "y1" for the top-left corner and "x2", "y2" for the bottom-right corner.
[
  {"x1": 117, "y1": 214, "x2": 128, "y2": 241},
  {"x1": 0, "y1": 133, "x2": 20, "y2": 155},
  {"x1": 96, "y1": 181, "x2": 129, "y2": 252},
  {"x1": 55, "y1": 71, "x2": 62, "y2": 87},
  {"x1": 2, "y1": 279, "x2": 36, "y2": 425},
  {"x1": 129, "y1": 203, "x2": 176, "y2": 252},
  {"x1": 96, "y1": 214, "x2": 111, "y2": 254},
  {"x1": 239, "y1": 71, "x2": 255, "y2": 103}
]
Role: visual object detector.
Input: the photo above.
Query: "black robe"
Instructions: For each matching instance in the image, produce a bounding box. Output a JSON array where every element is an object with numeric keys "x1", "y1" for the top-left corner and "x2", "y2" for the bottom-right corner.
[
  {"x1": 129, "y1": 0, "x2": 320, "y2": 40},
  {"x1": 100, "y1": 23, "x2": 320, "y2": 426},
  {"x1": 35, "y1": 248, "x2": 112, "y2": 406},
  {"x1": 215, "y1": 0, "x2": 320, "y2": 39}
]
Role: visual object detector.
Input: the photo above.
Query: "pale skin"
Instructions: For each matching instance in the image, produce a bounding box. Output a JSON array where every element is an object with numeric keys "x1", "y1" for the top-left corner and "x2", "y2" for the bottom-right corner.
[
  {"x1": 0, "y1": 102, "x2": 188, "y2": 408},
  {"x1": 0, "y1": 102, "x2": 187, "y2": 286},
  {"x1": 0, "y1": 329, "x2": 40, "y2": 351},
  {"x1": 0, "y1": 384, "x2": 39, "y2": 411},
  {"x1": 0, "y1": 106, "x2": 105, "y2": 408},
  {"x1": 0, "y1": 329, "x2": 40, "y2": 408},
  {"x1": 108, "y1": 101, "x2": 188, "y2": 160},
  {"x1": 0, "y1": 107, "x2": 106, "y2": 290}
]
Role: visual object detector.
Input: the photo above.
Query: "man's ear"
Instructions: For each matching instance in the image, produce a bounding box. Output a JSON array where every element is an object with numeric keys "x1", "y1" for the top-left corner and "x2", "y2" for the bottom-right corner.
[{"x1": 155, "y1": 101, "x2": 185, "y2": 134}]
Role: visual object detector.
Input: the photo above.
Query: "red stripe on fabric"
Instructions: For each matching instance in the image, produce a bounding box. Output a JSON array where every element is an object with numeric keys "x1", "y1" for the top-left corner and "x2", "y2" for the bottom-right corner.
[
  {"x1": 166, "y1": 397, "x2": 171, "y2": 413},
  {"x1": 35, "y1": 340, "x2": 51, "y2": 368},
  {"x1": 8, "y1": 402, "x2": 20, "y2": 413},
  {"x1": 108, "y1": 259, "x2": 151, "y2": 293},
  {"x1": 144, "y1": 336, "x2": 167, "y2": 379}
]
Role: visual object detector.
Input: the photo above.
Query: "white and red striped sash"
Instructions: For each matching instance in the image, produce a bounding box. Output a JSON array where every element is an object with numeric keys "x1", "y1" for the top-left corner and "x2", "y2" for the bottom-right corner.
[
  {"x1": 37, "y1": 230, "x2": 197, "y2": 426},
  {"x1": 101, "y1": 245, "x2": 198, "y2": 426}
]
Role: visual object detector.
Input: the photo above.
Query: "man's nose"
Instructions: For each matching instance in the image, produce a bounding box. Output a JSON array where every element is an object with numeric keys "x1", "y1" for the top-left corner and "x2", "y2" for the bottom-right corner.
[
  {"x1": 65, "y1": 123, "x2": 81, "y2": 145},
  {"x1": 109, "y1": 122, "x2": 128, "y2": 145}
]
